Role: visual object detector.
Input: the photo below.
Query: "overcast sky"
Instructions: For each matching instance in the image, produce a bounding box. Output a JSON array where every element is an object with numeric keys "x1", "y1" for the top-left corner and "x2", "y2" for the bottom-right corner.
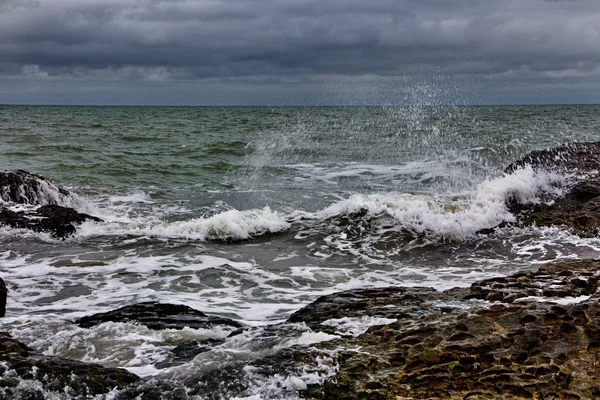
[{"x1": 0, "y1": 0, "x2": 598, "y2": 105}]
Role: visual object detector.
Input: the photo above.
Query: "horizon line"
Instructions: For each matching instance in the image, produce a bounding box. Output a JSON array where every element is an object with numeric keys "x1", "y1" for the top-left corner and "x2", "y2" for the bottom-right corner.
[{"x1": 1, "y1": 102, "x2": 599, "y2": 107}]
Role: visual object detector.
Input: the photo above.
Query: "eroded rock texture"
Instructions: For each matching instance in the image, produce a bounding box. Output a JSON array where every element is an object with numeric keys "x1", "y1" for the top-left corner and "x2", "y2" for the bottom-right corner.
[
  {"x1": 291, "y1": 260, "x2": 600, "y2": 399},
  {"x1": 0, "y1": 170, "x2": 71, "y2": 205},
  {"x1": 504, "y1": 142, "x2": 600, "y2": 174}
]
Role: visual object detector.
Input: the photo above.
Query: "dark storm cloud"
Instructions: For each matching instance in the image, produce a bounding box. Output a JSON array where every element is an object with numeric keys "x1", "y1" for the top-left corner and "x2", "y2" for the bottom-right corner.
[{"x1": 0, "y1": 0, "x2": 598, "y2": 104}]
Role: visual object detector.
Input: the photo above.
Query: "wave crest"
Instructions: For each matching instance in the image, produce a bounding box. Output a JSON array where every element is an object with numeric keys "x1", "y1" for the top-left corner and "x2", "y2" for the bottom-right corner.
[{"x1": 293, "y1": 166, "x2": 573, "y2": 240}]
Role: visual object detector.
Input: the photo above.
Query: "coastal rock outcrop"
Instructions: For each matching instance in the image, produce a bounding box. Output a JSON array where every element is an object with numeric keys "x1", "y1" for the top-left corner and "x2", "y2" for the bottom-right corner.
[
  {"x1": 505, "y1": 142, "x2": 600, "y2": 236},
  {"x1": 0, "y1": 331, "x2": 139, "y2": 399},
  {"x1": 504, "y1": 142, "x2": 600, "y2": 174},
  {"x1": 288, "y1": 259, "x2": 600, "y2": 399},
  {"x1": 0, "y1": 170, "x2": 71, "y2": 205},
  {"x1": 76, "y1": 301, "x2": 243, "y2": 330},
  {"x1": 0, "y1": 170, "x2": 102, "y2": 238}
]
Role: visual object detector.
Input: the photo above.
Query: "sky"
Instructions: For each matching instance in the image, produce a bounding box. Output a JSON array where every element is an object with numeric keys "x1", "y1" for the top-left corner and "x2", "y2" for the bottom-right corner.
[{"x1": 0, "y1": 0, "x2": 598, "y2": 105}]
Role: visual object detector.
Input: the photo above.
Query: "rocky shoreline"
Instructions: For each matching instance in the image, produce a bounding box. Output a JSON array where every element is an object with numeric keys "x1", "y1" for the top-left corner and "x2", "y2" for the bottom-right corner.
[{"x1": 2, "y1": 143, "x2": 600, "y2": 399}]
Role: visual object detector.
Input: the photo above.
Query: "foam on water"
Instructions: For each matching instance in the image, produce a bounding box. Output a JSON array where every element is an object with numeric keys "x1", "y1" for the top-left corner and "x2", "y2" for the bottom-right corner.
[
  {"x1": 75, "y1": 206, "x2": 290, "y2": 241},
  {"x1": 108, "y1": 191, "x2": 154, "y2": 204},
  {"x1": 293, "y1": 166, "x2": 574, "y2": 241},
  {"x1": 321, "y1": 316, "x2": 399, "y2": 337}
]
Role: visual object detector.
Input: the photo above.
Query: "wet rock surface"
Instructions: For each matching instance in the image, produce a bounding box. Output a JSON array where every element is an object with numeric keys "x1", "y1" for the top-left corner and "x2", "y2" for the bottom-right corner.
[
  {"x1": 155, "y1": 338, "x2": 226, "y2": 369},
  {"x1": 504, "y1": 142, "x2": 600, "y2": 174},
  {"x1": 505, "y1": 142, "x2": 600, "y2": 236},
  {"x1": 0, "y1": 331, "x2": 139, "y2": 399},
  {"x1": 76, "y1": 301, "x2": 243, "y2": 330},
  {"x1": 289, "y1": 259, "x2": 600, "y2": 399},
  {"x1": 0, "y1": 170, "x2": 71, "y2": 205},
  {"x1": 0, "y1": 204, "x2": 102, "y2": 239},
  {"x1": 509, "y1": 182, "x2": 600, "y2": 236},
  {"x1": 0, "y1": 170, "x2": 102, "y2": 238}
]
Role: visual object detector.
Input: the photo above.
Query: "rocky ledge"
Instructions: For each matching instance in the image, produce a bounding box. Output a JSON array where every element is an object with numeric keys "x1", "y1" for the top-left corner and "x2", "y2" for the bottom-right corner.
[
  {"x1": 293, "y1": 259, "x2": 600, "y2": 399},
  {"x1": 0, "y1": 170, "x2": 102, "y2": 238}
]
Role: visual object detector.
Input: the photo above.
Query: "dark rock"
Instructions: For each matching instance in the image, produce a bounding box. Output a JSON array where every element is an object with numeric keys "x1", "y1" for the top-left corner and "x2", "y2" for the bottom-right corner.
[
  {"x1": 288, "y1": 286, "x2": 447, "y2": 335},
  {"x1": 0, "y1": 170, "x2": 71, "y2": 205},
  {"x1": 0, "y1": 278, "x2": 6, "y2": 318},
  {"x1": 76, "y1": 301, "x2": 243, "y2": 330},
  {"x1": 504, "y1": 143, "x2": 600, "y2": 236},
  {"x1": 0, "y1": 331, "x2": 139, "y2": 398},
  {"x1": 0, "y1": 204, "x2": 102, "y2": 239},
  {"x1": 462, "y1": 260, "x2": 598, "y2": 303},
  {"x1": 504, "y1": 142, "x2": 600, "y2": 174},
  {"x1": 155, "y1": 338, "x2": 226, "y2": 369},
  {"x1": 0, "y1": 170, "x2": 102, "y2": 238}
]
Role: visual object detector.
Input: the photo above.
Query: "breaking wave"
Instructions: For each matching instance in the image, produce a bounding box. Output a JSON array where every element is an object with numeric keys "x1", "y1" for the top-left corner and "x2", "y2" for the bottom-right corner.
[
  {"x1": 77, "y1": 206, "x2": 291, "y2": 241},
  {"x1": 291, "y1": 166, "x2": 575, "y2": 240}
]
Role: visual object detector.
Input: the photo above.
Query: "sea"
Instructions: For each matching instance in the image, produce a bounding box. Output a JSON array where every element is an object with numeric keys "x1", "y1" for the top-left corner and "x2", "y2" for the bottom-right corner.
[{"x1": 1, "y1": 104, "x2": 600, "y2": 398}]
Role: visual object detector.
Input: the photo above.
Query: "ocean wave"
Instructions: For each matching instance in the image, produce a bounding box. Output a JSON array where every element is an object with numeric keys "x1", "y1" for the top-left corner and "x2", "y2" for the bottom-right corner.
[
  {"x1": 77, "y1": 206, "x2": 291, "y2": 241},
  {"x1": 291, "y1": 166, "x2": 575, "y2": 240}
]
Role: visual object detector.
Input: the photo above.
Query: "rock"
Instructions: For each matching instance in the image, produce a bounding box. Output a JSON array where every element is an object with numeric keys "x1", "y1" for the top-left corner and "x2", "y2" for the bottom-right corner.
[
  {"x1": 504, "y1": 142, "x2": 600, "y2": 174},
  {"x1": 508, "y1": 183, "x2": 600, "y2": 236},
  {"x1": 0, "y1": 331, "x2": 139, "y2": 398},
  {"x1": 504, "y1": 142, "x2": 600, "y2": 236},
  {"x1": 0, "y1": 278, "x2": 6, "y2": 318},
  {"x1": 0, "y1": 170, "x2": 71, "y2": 205},
  {"x1": 0, "y1": 204, "x2": 102, "y2": 239},
  {"x1": 280, "y1": 259, "x2": 600, "y2": 399},
  {"x1": 0, "y1": 170, "x2": 102, "y2": 238},
  {"x1": 287, "y1": 286, "x2": 447, "y2": 335},
  {"x1": 76, "y1": 301, "x2": 243, "y2": 330},
  {"x1": 155, "y1": 338, "x2": 226, "y2": 369},
  {"x1": 462, "y1": 260, "x2": 599, "y2": 303}
]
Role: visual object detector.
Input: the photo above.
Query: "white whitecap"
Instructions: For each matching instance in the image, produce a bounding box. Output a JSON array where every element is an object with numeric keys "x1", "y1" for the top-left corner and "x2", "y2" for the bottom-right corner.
[{"x1": 294, "y1": 166, "x2": 574, "y2": 239}]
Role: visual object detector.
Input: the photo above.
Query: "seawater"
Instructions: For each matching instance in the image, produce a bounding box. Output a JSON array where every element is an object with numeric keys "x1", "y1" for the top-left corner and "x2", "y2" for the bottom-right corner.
[{"x1": 1, "y1": 105, "x2": 600, "y2": 397}]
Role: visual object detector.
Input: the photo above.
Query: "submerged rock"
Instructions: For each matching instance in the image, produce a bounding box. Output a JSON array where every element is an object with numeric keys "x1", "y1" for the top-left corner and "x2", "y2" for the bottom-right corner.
[
  {"x1": 505, "y1": 142, "x2": 600, "y2": 236},
  {"x1": 76, "y1": 301, "x2": 243, "y2": 330},
  {"x1": 0, "y1": 170, "x2": 102, "y2": 238},
  {"x1": 155, "y1": 338, "x2": 227, "y2": 369},
  {"x1": 0, "y1": 331, "x2": 139, "y2": 399}
]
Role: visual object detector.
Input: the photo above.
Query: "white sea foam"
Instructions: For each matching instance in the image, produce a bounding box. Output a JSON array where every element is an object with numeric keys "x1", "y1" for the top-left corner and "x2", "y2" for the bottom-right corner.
[
  {"x1": 109, "y1": 191, "x2": 154, "y2": 204},
  {"x1": 76, "y1": 206, "x2": 290, "y2": 241},
  {"x1": 322, "y1": 316, "x2": 398, "y2": 337},
  {"x1": 293, "y1": 166, "x2": 574, "y2": 240},
  {"x1": 515, "y1": 295, "x2": 592, "y2": 305}
]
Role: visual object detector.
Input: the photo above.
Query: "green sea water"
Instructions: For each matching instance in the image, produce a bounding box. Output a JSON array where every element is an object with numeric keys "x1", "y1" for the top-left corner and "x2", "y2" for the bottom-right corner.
[{"x1": 1, "y1": 104, "x2": 600, "y2": 398}]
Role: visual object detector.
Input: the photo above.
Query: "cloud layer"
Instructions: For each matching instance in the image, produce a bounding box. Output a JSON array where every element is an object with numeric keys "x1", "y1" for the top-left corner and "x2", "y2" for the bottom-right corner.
[{"x1": 1, "y1": 0, "x2": 598, "y2": 104}]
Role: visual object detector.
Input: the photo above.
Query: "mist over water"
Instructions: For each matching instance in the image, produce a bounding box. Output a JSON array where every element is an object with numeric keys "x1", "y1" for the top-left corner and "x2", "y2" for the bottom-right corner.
[{"x1": 1, "y1": 104, "x2": 600, "y2": 398}]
